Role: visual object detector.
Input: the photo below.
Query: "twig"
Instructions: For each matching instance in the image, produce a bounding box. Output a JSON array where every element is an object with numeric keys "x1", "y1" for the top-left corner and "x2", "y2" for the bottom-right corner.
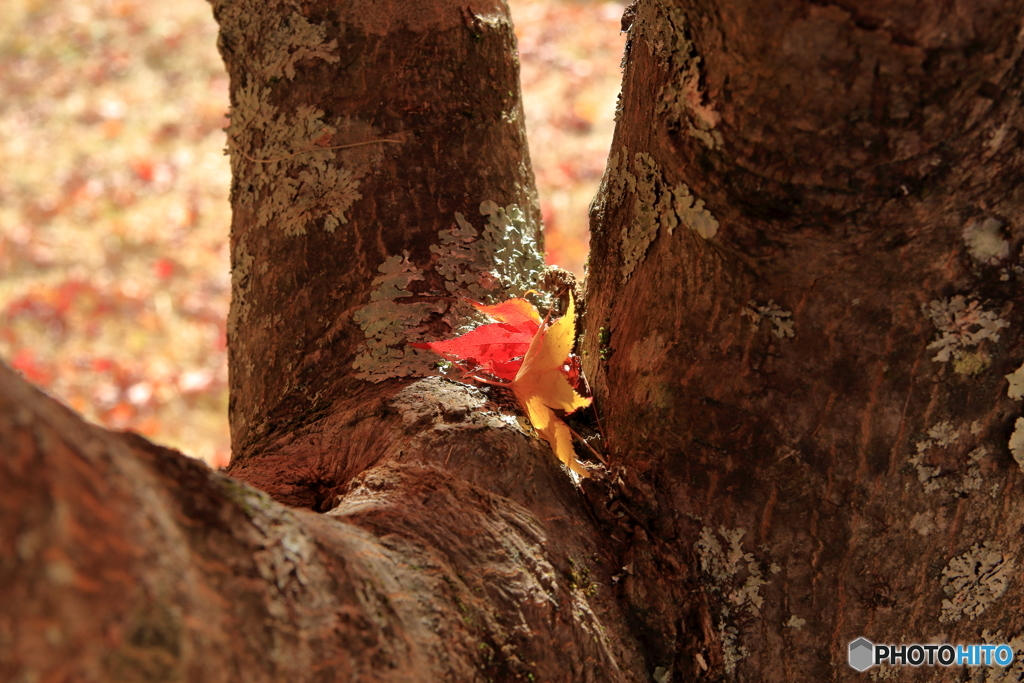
[
  {"x1": 228, "y1": 136, "x2": 403, "y2": 164},
  {"x1": 566, "y1": 423, "x2": 608, "y2": 465},
  {"x1": 590, "y1": 402, "x2": 607, "y2": 446},
  {"x1": 463, "y1": 372, "x2": 509, "y2": 387}
]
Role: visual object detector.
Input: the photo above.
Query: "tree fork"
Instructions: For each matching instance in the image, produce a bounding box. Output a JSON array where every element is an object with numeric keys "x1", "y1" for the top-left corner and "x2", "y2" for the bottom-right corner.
[{"x1": 4, "y1": 0, "x2": 1024, "y2": 681}]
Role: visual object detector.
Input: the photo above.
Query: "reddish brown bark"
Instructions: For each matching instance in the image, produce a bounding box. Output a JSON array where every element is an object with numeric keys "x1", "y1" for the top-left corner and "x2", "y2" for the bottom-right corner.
[
  {"x1": 0, "y1": 364, "x2": 641, "y2": 681},
  {"x1": 583, "y1": 0, "x2": 1024, "y2": 679},
  {"x1": 4, "y1": 0, "x2": 1024, "y2": 681}
]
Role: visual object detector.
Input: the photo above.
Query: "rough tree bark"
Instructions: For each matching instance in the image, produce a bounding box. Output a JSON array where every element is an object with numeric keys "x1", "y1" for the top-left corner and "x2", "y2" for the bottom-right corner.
[
  {"x1": 582, "y1": 1, "x2": 1024, "y2": 679},
  {"x1": 3, "y1": 1, "x2": 1024, "y2": 682}
]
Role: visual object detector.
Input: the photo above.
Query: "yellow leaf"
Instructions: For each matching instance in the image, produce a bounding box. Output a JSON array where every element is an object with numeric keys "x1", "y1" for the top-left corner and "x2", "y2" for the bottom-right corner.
[{"x1": 511, "y1": 292, "x2": 592, "y2": 477}]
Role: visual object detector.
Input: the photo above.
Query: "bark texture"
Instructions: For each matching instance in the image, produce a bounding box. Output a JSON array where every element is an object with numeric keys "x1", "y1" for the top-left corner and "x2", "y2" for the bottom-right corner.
[
  {"x1": 0, "y1": 364, "x2": 634, "y2": 681},
  {"x1": 4, "y1": 0, "x2": 654, "y2": 679},
  {"x1": 216, "y1": 0, "x2": 541, "y2": 482},
  {"x1": 583, "y1": 0, "x2": 1024, "y2": 679},
  {"x1": 5, "y1": 0, "x2": 1024, "y2": 681},
  {"x1": 213, "y1": 0, "x2": 650, "y2": 679}
]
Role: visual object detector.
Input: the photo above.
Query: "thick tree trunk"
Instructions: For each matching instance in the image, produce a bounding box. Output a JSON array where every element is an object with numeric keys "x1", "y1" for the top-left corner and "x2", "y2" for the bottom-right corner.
[
  {"x1": 4, "y1": 0, "x2": 1024, "y2": 681},
  {"x1": 213, "y1": 0, "x2": 541, "y2": 480},
  {"x1": 1, "y1": 363, "x2": 640, "y2": 681},
  {"x1": 583, "y1": 0, "x2": 1024, "y2": 679}
]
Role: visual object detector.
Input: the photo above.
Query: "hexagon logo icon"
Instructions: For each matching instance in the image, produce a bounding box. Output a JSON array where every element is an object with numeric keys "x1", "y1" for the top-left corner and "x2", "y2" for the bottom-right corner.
[{"x1": 848, "y1": 638, "x2": 874, "y2": 672}]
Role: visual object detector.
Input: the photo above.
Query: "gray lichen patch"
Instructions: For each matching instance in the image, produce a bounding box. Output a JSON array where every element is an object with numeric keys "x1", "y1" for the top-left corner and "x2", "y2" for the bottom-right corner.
[
  {"x1": 694, "y1": 526, "x2": 771, "y2": 674},
  {"x1": 784, "y1": 615, "x2": 806, "y2": 629},
  {"x1": 599, "y1": 147, "x2": 719, "y2": 282},
  {"x1": 352, "y1": 202, "x2": 545, "y2": 383},
  {"x1": 909, "y1": 422, "x2": 993, "y2": 496},
  {"x1": 719, "y1": 625, "x2": 749, "y2": 675},
  {"x1": 973, "y1": 630, "x2": 1024, "y2": 683},
  {"x1": 1006, "y1": 362, "x2": 1024, "y2": 401},
  {"x1": 741, "y1": 300, "x2": 795, "y2": 339},
  {"x1": 922, "y1": 296, "x2": 1008, "y2": 369},
  {"x1": 939, "y1": 541, "x2": 1015, "y2": 623},
  {"x1": 909, "y1": 421, "x2": 977, "y2": 494},
  {"x1": 929, "y1": 421, "x2": 960, "y2": 447},
  {"x1": 695, "y1": 526, "x2": 769, "y2": 616},
  {"x1": 218, "y1": 2, "x2": 384, "y2": 237},
  {"x1": 229, "y1": 89, "x2": 377, "y2": 237},
  {"x1": 1009, "y1": 418, "x2": 1024, "y2": 471},
  {"x1": 909, "y1": 510, "x2": 941, "y2": 536},
  {"x1": 951, "y1": 446, "x2": 987, "y2": 497},
  {"x1": 252, "y1": 519, "x2": 316, "y2": 596},
  {"x1": 963, "y1": 217, "x2": 1010, "y2": 265},
  {"x1": 909, "y1": 438, "x2": 937, "y2": 491},
  {"x1": 215, "y1": 2, "x2": 341, "y2": 83},
  {"x1": 352, "y1": 253, "x2": 446, "y2": 383},
  {"x1": 869, "y1": 665, "x2": 901, "y2": 681},
  {"x1": 630, "y1": 2, "x2": 722, "y2": 150},
  {"x1": 228, "y1": 234, "x2": 256, "y2": 340},
  {"x1": 908, "y1": 424, "x2": 948, "y2": 491},
  {"x1": 215, "y1": 472, "x2": 318, "y2": 597},
  {"x1": 436, "y1": 201, "x2": 546, "y2": 300},
  {"x1": 695, "y1": 526, "x2": 747, "y2": 585}
]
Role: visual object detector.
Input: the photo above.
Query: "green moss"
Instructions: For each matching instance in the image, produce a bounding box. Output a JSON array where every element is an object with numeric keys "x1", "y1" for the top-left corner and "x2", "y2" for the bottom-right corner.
[
  {"x1": 598, "y1": 326, "x2": 615, "y2": 361},
  {"x1": 217, "y1": 474, "x2": 275, "y2": 517},
  {"x1": 568, "y1": 560, "x2": 599, "y2": 598}
]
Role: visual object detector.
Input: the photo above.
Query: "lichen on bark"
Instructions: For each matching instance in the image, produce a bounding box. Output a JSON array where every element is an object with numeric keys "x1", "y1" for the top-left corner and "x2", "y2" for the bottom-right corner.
[
  {"x1": 352, "y1": 201, "x2": 546, "y2": 383},
  {"x1": 598, "y1": 147, "x2": 718, "y2": 282}
]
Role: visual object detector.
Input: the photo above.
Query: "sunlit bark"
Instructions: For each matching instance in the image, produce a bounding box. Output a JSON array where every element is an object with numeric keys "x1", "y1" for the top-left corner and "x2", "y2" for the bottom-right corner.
[{"x1": 4, "y1": 1, "x2": 1023, "y2": 681}]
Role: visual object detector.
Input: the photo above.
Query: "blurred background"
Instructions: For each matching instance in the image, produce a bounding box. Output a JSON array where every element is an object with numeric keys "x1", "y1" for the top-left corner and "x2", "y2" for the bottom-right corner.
[{"x1": 0, "y1": 0, "x2": 626, "y2": 467}]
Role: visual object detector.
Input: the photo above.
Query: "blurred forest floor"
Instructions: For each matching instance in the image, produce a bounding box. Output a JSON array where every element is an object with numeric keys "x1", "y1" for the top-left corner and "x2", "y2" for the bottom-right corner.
[{"x1": 0, "y1": 0, "x2": 626, "y2": 467}]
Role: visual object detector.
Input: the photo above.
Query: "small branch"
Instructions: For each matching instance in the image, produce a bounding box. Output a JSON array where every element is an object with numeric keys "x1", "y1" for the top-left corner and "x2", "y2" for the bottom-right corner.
[
  {"x1": 228, "y1": 136, "x2": 403, "y2": 164},
  {"x1": 566, "y1": 423, "x2": 608, "y2": 465},
  {"x1": 590, "y1": 402, "x2": 608, "y2": 447},
  {"x1": 462, "y1": 372, "x2": 510, "y2": 387}
]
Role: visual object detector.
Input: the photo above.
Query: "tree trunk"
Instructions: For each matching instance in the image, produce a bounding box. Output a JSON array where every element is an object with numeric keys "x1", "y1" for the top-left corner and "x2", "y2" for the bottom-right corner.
[
  {"x1": 3, "y1": 0, "x2": 1024, "y2": 681},
  {"x1": 583, "y1": 0, "x2": 1024, "y2": 679}
]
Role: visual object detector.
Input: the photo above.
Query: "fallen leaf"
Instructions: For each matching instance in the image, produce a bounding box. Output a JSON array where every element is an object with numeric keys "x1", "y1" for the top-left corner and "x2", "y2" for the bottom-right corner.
[
  {"x1": 413, "y1": 293, "x2": 593, "y2": 476},
  {"x1": 411, "y1": 298, "x2": 540, "y2": 381},
  {"x1": 510, "y1": 291, "x2": 592, "y2": 477},
  {"x1": 470, "y1": 297, "x2": 542, "y2": 334}
]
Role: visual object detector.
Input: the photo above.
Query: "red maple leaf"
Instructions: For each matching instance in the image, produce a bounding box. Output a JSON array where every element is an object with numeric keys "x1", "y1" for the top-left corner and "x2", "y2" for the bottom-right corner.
[
  {"x1": 412, "y1": 294, "x2": 596, "y2": 477},
  {"x1": 411, "y1": 298, "x2": 541, "y2": 381}
]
